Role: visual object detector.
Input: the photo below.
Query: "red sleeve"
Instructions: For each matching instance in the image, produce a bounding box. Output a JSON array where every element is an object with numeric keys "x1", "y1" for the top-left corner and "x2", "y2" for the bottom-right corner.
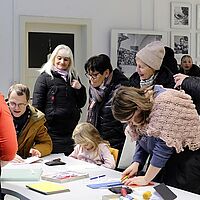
[{"x1": 0, "y1": 94, "x2": 18, "y2": 161}]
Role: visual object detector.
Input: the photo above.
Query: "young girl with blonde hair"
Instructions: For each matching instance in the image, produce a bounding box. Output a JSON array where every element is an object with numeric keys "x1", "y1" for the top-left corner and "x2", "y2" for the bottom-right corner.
[{"x1": 69, "y1": 122, "x2": 116, "y2": 169}]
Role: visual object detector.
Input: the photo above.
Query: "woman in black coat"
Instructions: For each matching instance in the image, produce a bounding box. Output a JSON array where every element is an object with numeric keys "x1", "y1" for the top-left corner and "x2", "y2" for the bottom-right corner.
[
  {"x1": 84, "y1": 54, "x2": 129, "y2": 159},
  {"x1": 32, "y1": 45, "x2": 86, "y2": 155}
]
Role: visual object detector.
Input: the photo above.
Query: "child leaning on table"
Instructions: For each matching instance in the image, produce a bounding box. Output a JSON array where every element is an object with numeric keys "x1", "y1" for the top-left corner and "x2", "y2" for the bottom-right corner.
[{"x1": 69, "y1": 122, "x2": 116, "y2": 169}]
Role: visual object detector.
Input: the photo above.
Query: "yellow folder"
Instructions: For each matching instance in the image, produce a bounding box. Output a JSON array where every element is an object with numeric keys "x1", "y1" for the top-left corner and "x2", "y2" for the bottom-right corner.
[{"x1": 26, "y1": 181, "x2": 70, "y2": 195}]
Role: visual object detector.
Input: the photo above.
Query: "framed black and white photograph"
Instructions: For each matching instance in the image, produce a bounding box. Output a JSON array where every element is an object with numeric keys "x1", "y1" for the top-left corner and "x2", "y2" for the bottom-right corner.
[
  {"x1": 171, "y1": 2, "x2": 191, "y2": 29},
  {"x1": 171, "y1": 32, "x2": 191, "y2": 63},
  {"x1": 110, "y1": 29, "x2": 168, "y2": 78}
]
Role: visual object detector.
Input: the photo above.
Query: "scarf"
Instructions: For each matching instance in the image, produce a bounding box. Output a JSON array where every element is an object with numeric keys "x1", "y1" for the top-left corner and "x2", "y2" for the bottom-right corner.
[
  {"x1": 13, "y1": 107, "x2": 31, "y2": 136},
  {"x1": 140, "y1": 73, "x2": 158, "y2": 88},
  {"x1": 87, "y1": 72, "x2": 113, "y2": 125},
  {"x1": 53, "y1": 66, "x2": 68, "y2": 81},
  {"x1": 129, "y1": 88, "x2": 200, "y2": 153}
]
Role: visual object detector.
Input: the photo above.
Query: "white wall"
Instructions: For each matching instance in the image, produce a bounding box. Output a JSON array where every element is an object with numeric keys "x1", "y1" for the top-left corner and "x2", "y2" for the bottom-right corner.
[
  {"x1": 0, "y1": 0, "x2": 14, "y2": 96},
  {"x1": 1, "y1": 0, "x2": 200, "y2": 95}
]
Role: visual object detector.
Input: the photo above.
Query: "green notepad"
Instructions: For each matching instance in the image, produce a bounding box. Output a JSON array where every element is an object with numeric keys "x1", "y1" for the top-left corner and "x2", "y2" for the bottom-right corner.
[{"x1": 26, "y1": 181, "x2": 70, "y2": 195}]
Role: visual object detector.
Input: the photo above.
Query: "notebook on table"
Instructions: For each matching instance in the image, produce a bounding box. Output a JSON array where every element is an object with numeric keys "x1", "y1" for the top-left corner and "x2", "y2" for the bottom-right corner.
[
  {"x1": 41, "y1": 170, "x2": 89, "y2": 183},
  {"x1": 26, "y1": 181, "x2": 70, "y2": 195}
]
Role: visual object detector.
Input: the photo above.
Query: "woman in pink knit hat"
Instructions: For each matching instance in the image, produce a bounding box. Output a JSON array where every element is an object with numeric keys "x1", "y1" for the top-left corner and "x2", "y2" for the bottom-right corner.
[
  {"x1": 129, "y1": 41, "x2": 178, "y2": 89},
  {"x1": 111, "y1": 85, "x2": 200, "y2": 194}
]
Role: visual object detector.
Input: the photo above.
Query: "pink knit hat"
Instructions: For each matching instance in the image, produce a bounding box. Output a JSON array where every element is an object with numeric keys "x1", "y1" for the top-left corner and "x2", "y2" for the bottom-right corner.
[{"x1": 136, "y1": 41, "x2": 165, "y2": 71}]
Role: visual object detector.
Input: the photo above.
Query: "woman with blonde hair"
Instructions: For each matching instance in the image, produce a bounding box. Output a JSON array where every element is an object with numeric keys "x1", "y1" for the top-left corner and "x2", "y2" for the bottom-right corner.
[
  {"x1": 38, "y1": 44, "x2": 78, "y2": 81},
  {"x1": 69, "y1": 122, "x2": 116, "y2": 169},
  {"x1": 32, "y1": 44, "x2": 86, "y2": 155},
  {"x1": 111, "y1": 85, "x2": 200, "y2": 194}
]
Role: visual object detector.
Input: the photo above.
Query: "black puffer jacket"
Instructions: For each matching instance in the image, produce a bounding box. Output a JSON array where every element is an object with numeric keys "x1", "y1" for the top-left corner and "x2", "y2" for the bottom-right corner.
[
  {"x1": 88, "y1": 69, "x2": 129, "y2": 150},
  {"x1": 179, "y1": 64, "x2": 200, "y2": 77},
  {"x1": 181, "y1": 76, "x2": 200, "y2": 115},
  {"x1": 32, "y1": 71, "x2": 86, "y2": 145}
]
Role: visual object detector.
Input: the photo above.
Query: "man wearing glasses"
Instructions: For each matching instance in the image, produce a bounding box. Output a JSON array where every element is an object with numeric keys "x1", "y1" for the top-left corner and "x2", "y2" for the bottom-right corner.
[
  {"x1": 7, "y1": 84, "x2": 52, "y2": 162},
  {"x1": 84, "y1": 54, "x2": 129, "y2": 165}
]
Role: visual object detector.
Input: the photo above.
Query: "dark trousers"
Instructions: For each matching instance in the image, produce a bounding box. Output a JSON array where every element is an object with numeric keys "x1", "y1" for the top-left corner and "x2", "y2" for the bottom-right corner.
[
  {"x1": 50, "y1": 134, "x2": 74, "y2": 156},
  {"x1": 156, "y1": 148, "x2": 200, "y2": 195}
]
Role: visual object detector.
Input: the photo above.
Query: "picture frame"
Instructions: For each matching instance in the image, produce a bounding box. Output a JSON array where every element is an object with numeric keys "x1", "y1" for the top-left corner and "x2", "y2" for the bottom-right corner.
[
  {"x1": 197, "y1": 5, "x2": 200, "y2": 29},
  {"x1": 170, "y1": 2, "x2": 191, "y2": 29},
  {"x1": 170, "y1": 31, "x2": 191, "y2": 63},
  {"x1": 110, "y1": 29, "x2": 168, "y2": 78}
]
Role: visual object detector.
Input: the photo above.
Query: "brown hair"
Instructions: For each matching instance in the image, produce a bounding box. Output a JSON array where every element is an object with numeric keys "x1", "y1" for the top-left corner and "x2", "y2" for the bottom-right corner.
[
  {"x1": 111, "y1": 86, "x2": 154, "y2": 126},
  {"x1": 8, "y1": 83, "x2": 30, "y2": 101}
]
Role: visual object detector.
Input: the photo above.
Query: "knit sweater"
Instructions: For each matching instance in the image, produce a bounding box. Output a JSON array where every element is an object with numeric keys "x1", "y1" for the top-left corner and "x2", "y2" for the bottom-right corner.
[{"x1": 143, "y1": 88, "x2": 200, "y2": 153}]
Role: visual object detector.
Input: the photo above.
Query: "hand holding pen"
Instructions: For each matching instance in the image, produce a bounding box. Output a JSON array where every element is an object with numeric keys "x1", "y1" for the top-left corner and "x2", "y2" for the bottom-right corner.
[
  {"x1": 121, "y1": 175, "x2": 129, "y2": 182},
  {"x1": 121, "y1": 162, "x2": 140, "y2": 182}
]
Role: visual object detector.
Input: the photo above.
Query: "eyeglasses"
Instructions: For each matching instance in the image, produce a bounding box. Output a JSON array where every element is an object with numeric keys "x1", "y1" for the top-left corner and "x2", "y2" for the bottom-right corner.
[
  {"x1": 9, "y1": 101, "x2": 27, "y2": 109},
  {"x1": 85, "y1": 72, "x2": 100, "y2": 79}
]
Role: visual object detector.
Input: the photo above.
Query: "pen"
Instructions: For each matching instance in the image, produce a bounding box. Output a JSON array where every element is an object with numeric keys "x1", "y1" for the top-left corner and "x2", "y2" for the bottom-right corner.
[
  {"x1": 121, "y1": 175, "x2": 129, "y2": 182},
  {"x1": 90, "y1": 174, "x2": 106, "y2": 180}
]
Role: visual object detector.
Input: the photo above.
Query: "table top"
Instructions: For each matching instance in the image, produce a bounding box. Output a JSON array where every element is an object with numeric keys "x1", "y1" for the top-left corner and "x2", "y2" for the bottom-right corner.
[{"x1": 2, "y1": 153, "x2": 200, "y2": 200}]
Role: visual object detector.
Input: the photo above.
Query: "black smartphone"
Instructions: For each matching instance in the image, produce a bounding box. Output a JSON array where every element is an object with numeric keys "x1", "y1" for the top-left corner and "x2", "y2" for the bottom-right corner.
[
  {"x1": 45, "y1": 158, "x2": 66, "y2": 166},
  {"x1": 154, "y1": 183, "x2": 177, "y2": 200}
]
